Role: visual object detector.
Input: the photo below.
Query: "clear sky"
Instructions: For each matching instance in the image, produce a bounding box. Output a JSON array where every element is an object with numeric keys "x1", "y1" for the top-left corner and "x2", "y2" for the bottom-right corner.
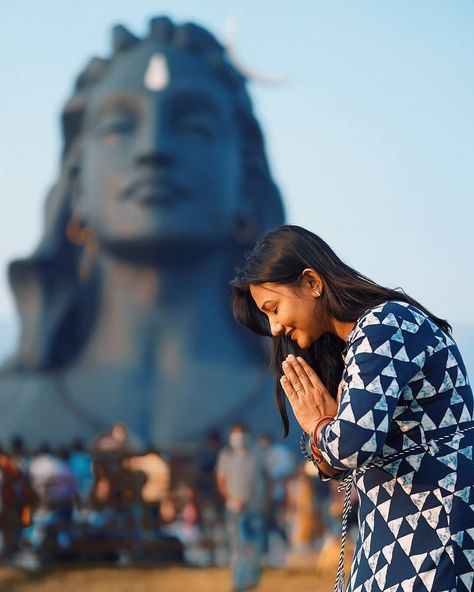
[{"x1": 0, "y1": 0, "x2": 473, "y2": 333}]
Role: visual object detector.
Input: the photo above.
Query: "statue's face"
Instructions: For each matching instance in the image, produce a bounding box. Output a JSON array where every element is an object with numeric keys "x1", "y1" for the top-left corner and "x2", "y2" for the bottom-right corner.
[{"x1": 75, "y1": 42, "x2": 242, "y2": 258}]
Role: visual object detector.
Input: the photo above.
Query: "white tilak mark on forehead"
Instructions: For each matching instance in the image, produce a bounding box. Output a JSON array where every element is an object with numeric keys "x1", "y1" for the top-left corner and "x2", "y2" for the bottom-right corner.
[{"x1": 144, "y1": 54, "x2": 170, "y2": 91}]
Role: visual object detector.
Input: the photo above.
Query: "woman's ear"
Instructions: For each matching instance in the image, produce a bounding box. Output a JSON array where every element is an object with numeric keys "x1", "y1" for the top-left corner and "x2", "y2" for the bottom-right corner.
[{"x1": 301, "y1": 268, "x2": 323, "y2": 295}]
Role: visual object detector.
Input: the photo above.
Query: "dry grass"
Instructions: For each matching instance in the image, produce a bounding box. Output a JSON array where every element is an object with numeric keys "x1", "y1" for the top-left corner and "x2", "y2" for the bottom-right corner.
[
  {"x1": 0, "y1": 538, "x2": 349, "y2": 591},
  {"x1": 0, "y1": 565, "x2": 335, "y2": 592}
]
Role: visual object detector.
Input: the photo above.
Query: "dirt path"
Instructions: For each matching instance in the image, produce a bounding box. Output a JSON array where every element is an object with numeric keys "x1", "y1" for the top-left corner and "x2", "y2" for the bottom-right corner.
[{"x1": 0, "y1": 565, "x2": 334, "y2": 592}]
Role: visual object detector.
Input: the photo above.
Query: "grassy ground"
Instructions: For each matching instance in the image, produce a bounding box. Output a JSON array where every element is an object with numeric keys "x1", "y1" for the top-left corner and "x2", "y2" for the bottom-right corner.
[{"x1": 0, "y1": 565, "x2": 335, "y2": 592}]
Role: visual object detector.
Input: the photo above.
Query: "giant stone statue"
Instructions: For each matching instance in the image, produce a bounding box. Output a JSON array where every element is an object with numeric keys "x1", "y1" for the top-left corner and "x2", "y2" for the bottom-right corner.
[{"x1": 0, "y1": 17, "x2": 285, "y2": 448}]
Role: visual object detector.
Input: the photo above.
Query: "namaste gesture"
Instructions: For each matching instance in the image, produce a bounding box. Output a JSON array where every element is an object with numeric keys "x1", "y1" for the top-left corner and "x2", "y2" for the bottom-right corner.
[{"x1": 280, "y1": 354, "x2": 338, "y2": 434}]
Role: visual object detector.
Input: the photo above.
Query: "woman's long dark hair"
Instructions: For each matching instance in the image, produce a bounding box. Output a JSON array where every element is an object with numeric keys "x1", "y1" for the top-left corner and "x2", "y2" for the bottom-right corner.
[{"x1": 231, "y1": 225, "x2": 451, "y2": 436}]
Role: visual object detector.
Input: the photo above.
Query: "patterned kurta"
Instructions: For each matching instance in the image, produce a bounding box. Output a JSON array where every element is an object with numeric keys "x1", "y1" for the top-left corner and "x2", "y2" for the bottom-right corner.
[{"x1": 318, "y1": 301, "x2": 474, "y2": 592}]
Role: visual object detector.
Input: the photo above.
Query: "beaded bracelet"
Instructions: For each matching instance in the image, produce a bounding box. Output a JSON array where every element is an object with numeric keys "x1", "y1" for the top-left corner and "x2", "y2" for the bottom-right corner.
[
  {"x1": 299, "y1": 415, "x2": 335, "y2": 466},
  {"x1": 299, "y1": 431, "x2": 321, "y2": 464},
  {"x1": 309, "y1": 415, "x2": 335, "y2": 453}
]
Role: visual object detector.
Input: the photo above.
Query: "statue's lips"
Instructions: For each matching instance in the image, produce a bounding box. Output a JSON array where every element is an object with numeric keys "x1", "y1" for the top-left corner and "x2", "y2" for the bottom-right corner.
[{"x1": 122, "y1": 178, "x2": 185, "y2": 205}]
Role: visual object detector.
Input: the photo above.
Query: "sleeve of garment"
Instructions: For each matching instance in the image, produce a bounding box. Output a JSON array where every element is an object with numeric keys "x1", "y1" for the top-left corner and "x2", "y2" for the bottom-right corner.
[{"x1": 317, "y1": 301, "x2": 438, "y2": 471}]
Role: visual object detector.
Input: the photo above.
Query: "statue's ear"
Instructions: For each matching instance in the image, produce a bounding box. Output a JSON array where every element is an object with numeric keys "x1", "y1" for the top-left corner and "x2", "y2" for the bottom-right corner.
[
  {"x1": 66, "y1": 146, "x2": 83, "y2": 216},
  {"x1": 231, "y1": 200, "x2": 259, "y2": 245},
  {"x1": 237, "y1": 111, "x2": 285, "y2": 239}
]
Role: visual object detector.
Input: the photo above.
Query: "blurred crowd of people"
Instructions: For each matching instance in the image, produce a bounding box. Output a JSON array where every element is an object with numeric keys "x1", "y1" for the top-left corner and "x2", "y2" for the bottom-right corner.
[{"x1": 0, "y1": 422, "x2": 356, "y2": 581}]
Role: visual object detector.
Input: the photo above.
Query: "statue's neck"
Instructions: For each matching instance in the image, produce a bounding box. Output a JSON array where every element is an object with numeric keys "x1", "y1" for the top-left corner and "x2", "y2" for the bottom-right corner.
[
  {"x1": 98, "y1": 250, "x2": 231, "y2": 311},
  {"x1": 76, "y1": 250, "x2": 248, "y2": 368}
]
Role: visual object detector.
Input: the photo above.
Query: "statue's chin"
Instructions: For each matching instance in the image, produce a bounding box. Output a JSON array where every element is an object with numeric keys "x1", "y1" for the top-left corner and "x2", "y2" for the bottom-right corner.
[{"x1": 101, "y1": 236, "x2": 232, "y2": 266}]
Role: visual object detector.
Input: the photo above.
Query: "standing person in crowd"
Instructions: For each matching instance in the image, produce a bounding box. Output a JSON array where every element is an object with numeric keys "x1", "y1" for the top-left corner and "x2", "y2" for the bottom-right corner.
[
  {"x1": 231, "y1": 225, "x2": 474, "y2": 591},
  {"x1": 285, "y1": 461, "x2": 317, "y2": 556},
  {"x1": 10, "y1": 436, "x2": 28, "y2": 473},
  {"x1": 196, "y1": 431, "x2": 222, "y2": 507},
  {"x1": 196, "y1": 431, "x2": 225, "y2": 566},
  {"x1": 216, "y1": 424, "x2": 267, "y2": 592},
  {"x1": 9, "y1": 436, "x2": 33, "y2": 539},
  {"x1": 68, "y1": 439, "x2": 93, "y2": 502},
  {"x1": 0, "y1": 445, "x2": 23, "y2": 557},
  {"x1": 255, "y1": 433, "x2": 294, "y2": 563},
  {"x1": 7, "y1": 437, "x2": 30, "y2": 554},
  {"x1": 122, "y1": 446, "x2": 171, "y2": 538},
  {"x1": 25, "y1": 445, "x2": 76, "y2": 557},
  {"x1": 88, "y1": 459, "x2": 114, "y2": 530}
]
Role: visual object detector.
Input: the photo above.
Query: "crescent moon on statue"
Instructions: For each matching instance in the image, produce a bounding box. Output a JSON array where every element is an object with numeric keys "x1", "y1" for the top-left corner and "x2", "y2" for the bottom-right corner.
[{"x1": 223, "y1": 16, "x2": 290, "y2": 86}]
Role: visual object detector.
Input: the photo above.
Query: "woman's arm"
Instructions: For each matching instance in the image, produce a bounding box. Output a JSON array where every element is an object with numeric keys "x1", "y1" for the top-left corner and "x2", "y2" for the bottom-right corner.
[
  {"x1": 282, "y1": 302, "x2": 438, "y2": 473},
  {"x1": 318, "y1": 303, "x2": 437, "y2": 470}
]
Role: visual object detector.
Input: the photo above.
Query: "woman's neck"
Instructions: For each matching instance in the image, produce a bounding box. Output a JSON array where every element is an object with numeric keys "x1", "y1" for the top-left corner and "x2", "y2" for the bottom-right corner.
[{"x1": 330, "y1": 319, "x2": 356, "y2": 342}]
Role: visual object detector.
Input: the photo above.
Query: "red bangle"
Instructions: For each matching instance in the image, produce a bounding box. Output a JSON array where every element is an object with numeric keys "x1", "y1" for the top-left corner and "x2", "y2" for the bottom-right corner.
[{"x1": 309, "y1": 415, "x2": 335, "y2": 458}]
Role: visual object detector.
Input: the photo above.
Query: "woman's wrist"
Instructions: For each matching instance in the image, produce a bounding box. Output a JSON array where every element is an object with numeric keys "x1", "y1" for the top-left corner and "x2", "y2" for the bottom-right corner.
[{"x1": 309, "y1": 415, "x2": 335, "y2": 458}]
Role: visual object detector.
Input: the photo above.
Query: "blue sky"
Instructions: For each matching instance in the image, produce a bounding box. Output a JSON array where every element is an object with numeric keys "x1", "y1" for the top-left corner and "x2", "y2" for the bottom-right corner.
[{"x1": 0, "y1": 0, "x2": 473, "y2": 338}]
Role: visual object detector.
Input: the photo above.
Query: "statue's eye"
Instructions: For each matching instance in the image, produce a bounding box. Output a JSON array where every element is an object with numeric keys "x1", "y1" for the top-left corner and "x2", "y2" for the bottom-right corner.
[
  {"x1": 96, "y1": 113, "x2": 136, "y2": 143},
  {"x1": 178, "y1": 114, "x2": 218, "y2": 141}
]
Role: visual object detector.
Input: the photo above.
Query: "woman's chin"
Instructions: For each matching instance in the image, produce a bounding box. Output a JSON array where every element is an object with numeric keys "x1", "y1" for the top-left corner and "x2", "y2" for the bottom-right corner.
[{"x1": 296, "y1": 336, "x2": 312, "y2": 349}]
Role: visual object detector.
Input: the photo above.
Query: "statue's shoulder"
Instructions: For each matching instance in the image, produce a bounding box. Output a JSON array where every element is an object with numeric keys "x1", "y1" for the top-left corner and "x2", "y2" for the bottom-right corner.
[{"x1": 0, "y1": 354, "x2": 23, "y2": 375}]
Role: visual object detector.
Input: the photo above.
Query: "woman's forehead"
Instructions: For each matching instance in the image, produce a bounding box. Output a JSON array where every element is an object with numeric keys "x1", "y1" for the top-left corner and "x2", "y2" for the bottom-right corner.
[{"x1": 250, "y1": 283, "x2": 294, "y2": 305}]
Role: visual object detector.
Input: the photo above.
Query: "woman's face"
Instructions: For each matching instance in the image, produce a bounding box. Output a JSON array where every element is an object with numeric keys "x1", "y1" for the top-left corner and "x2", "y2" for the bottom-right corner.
[{"x1": 249, "y1": 278, "x2": 329, "y2": 349}]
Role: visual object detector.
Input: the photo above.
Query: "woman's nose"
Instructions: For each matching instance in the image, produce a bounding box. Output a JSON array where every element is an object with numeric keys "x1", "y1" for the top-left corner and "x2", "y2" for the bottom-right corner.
[{"x1": 270, "y1": 320, "x2": 283, "y2": 337}]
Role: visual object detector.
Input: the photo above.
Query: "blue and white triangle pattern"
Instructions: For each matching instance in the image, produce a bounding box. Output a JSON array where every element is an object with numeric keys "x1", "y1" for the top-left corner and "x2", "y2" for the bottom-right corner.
[{"x1": 317, "y1": 301, "x2": 474, "y2": 591}]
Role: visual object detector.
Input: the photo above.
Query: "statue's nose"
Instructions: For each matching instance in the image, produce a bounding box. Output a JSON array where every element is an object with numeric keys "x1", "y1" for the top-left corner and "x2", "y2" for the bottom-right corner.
[{"x1": 134, "y1": 108, "x2": 174, "y2": 165}]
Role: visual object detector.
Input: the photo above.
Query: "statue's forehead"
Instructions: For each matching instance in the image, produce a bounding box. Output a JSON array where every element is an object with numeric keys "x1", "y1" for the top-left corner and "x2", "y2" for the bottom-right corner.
[
  {"x1": 91, "y1": 43, "x2": 225, "y2": 99},
  {"x1": 81, "y1": 43, "x2": 239, "y2": 135}
]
